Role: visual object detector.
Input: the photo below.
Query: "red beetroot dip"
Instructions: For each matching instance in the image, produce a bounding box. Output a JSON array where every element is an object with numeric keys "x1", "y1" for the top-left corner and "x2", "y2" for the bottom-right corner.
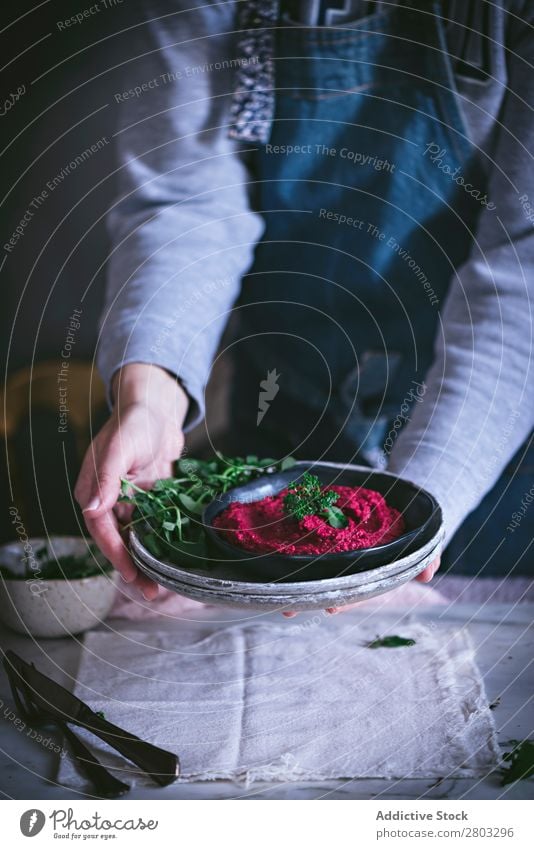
[{"x1": 213, "y1": 485, "x2": 406, "y2": 555}]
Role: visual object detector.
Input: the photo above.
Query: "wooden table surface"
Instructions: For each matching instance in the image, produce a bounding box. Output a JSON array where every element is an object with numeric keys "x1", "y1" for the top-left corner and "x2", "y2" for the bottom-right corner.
[{"x1": 0, "y1": 602, "x2": 532, "y2": 800}]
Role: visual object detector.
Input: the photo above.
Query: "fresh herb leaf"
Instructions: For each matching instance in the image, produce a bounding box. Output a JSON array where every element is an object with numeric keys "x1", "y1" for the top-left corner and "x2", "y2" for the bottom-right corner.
[
  {"x1": 500, "y1": 739, "x2": 534, "y2": 785},
  {"x1": 177, "y1": 458, "x2": 200, "y2": 475},
  {"x1": 368, "y1": 635, "x2": 416, "y2": 649},
  {"x1": 122, "y1": 456, "x2": 296, "y2": 564},
  {"x1": 322, "y1": 505, "x2": 348, "y2": 529},
  {"x1": 177, "y1": 493, "x2": 204, "y2": 515},
  {"x1": 0, "y1": 545, "x2": 112, "y2": 581},
  {"x1": 283, "y1": 472, "x2": 348, "y2": 529},
  {"x1": 143, "y1": 533, "x2": 164, "y2": 558}
]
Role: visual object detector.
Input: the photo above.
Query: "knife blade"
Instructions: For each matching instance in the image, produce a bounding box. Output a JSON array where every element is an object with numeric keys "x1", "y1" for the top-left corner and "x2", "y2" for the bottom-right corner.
[
  {"x1": 3, "y1": 653, "x2": 130, "y2": 797},
  {"x1": 60, "y1": 722, "x2": 131, "y2": 798},
  {"x1": 4, "y1": 650, "x2": 179, "y2": 786}
]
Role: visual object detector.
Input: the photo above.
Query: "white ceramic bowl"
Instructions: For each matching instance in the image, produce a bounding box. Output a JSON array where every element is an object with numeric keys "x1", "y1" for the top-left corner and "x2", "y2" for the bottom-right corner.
[{"x1": 0, "y1": 537, "x2": 119, "y2": 638}]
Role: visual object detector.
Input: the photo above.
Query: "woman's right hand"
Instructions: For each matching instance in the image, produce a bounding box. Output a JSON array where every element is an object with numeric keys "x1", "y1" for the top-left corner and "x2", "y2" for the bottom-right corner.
[{"x1": 74, "y1": 364, "x2": 189, "y2": 599}]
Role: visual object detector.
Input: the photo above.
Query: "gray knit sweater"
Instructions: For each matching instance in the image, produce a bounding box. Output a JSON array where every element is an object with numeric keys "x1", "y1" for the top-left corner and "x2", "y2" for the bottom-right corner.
[{"x1": 97, "y1": 0, "x2": 534, "y2": 545}]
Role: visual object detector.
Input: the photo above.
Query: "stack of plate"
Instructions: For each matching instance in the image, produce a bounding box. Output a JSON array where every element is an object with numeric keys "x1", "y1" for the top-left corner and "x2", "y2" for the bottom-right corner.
[
  {"x1": 130, "y1": 527, "x2": 443, "y2": 611},
  {"x1": 129, "y1": 462, "x2": 444, "y2": 612}
]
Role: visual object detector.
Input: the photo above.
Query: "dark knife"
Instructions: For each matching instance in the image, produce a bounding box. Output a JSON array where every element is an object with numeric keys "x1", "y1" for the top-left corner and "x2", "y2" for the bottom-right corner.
[
  {"x1": 60, "y1": 723, "x2": 131, "y2": 798},
  {"x1": 4, "y1": 655, "x2": 130, "y2": 798},
  {"x1": 4, "y1": 650, "x2": 179, "y2": 786}
]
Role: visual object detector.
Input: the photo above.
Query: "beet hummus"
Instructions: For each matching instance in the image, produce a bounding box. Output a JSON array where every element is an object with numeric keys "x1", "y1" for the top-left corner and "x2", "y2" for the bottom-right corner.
[{"x1": 213, "y1": 485, "x2": 406, "y2": 555}]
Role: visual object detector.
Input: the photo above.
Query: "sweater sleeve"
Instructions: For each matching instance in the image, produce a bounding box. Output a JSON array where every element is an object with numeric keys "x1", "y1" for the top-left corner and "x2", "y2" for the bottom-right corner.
[
  {"x1": 387, "y1": 9, "x2": 534, "y2": 546},
  {"x1": 96, "y1": 1, "x2": 264, "y2": 427}
]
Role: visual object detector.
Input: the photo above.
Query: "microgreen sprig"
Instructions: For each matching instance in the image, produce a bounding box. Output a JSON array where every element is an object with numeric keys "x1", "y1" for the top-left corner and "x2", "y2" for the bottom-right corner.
[{"x1": 120, "y1": 454, "x2": 296, "y2": 560}]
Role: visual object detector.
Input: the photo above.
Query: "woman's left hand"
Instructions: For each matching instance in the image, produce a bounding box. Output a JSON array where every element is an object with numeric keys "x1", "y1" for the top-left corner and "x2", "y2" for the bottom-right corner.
[
  {"x1": 282, "y1": 555, "x2": 441, "y2": 617},
  {"x1": 414, "y1": 554, "x2": 441, "y2": 584}
]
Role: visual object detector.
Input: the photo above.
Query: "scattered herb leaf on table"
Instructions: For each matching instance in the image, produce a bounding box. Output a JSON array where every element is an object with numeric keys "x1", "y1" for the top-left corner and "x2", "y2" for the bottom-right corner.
[
  {"x1": 500, "y1": 739, "x2": 534, "y2": 785},
  {"x1": 368, "y1": 635, "x2": 416, "y2": 649}
]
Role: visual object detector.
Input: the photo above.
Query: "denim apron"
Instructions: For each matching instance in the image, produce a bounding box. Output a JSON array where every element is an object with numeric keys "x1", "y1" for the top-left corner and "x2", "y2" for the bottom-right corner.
[
  {"x1": 232, "y1": 1, "x2": 484, "y2": 461},
  {"x1": 226, "y1": 2, "x2": 532, "y2": 573}
]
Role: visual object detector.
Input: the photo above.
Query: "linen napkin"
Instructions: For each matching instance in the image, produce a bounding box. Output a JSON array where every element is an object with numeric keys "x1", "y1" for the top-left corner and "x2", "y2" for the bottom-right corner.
[{"x1": 58, "y1": 618, "x2": 499, "y2": 788}]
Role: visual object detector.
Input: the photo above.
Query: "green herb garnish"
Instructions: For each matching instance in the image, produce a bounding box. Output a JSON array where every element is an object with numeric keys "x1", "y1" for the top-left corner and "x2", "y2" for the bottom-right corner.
[
  {"x1": 0, "y1": 544, "x2": 112, "y2": 581},
  {"x1": 368, "y1": 635, "x2": 416, "y2": 649},
  {"x1": 120, "y1": 454, "x2": 296, "y2": 561},
  {"x1": 283, "y1": 472, "x2": 348, "y2": 529},
  {"x1": 500, "y1": 739, "x2": 534, "y2": 785}
]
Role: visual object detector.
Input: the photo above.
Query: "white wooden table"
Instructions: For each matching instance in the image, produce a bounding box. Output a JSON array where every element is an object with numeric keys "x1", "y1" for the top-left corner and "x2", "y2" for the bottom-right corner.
[{"x1": 0, "y1": 602, "x2": 532, "y2": 800}]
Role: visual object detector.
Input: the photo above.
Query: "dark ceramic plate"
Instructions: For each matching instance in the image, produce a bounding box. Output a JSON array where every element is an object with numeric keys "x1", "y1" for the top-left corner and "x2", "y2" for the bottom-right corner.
[{"x1": 202, "y1": 461, "x2": 442, "y2": 582}]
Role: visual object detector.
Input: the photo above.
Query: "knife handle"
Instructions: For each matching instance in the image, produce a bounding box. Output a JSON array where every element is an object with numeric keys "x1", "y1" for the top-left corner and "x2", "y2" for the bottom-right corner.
[{"x1": 76, "y1": 712, "x2": 179, "y2": 786}]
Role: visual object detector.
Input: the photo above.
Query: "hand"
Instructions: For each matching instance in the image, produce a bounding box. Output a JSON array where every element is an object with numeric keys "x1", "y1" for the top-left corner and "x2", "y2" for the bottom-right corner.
[
  {"x1": 74, "y1": 364, "x2": 189, "y2": 600},
  {"x1": 414, "y1": 554, "x2": 441, "y2": 584},
  {"x1": 282, "y1": 555, "x2": 442, "y2": 617}
]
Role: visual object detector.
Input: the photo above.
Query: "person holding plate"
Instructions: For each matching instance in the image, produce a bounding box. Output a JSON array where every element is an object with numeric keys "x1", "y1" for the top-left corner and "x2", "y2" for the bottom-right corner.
[{"x1": 75, "y1": 0, "x2": 534, "y2": 601}]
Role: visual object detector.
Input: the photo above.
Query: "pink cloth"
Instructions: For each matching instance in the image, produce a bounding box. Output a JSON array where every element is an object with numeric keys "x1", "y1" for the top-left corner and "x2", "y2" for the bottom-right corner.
[{"x1": 111, "y1": 582, "x2": 209, "y2": 620}]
